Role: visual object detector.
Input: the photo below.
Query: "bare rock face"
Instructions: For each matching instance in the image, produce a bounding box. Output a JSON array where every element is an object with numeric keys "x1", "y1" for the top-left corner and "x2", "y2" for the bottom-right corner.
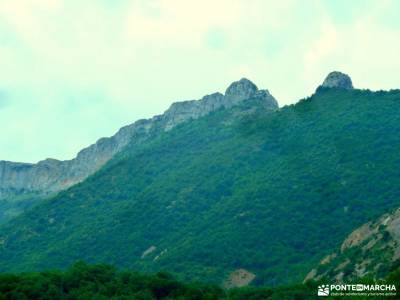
[
  {"x1": 163, "y1": 78, "x2": 277, "y2": 130},
  {"x1": 225, "y1": 78, "x2": 278, "y2": 108},
  {"x1": 0, "y1": 118, "x2": 154, "y2": 199},
  {"x1": 320, "y1": 71, "x2": 354, "y2": 90},
  {"x1": 304, "y1": 208, "x2": 400, "y2": 283},
  {"x1": 162, "y1": 92, "x2": 225, "y2": 131},
  {"x1": 225, "y1": 78, "x2": 258, "y2": 102},
  {"x1": 223, "y1": 268, "x2": 256, "y2": 289},
  {"x1": 0, "y1": 78, "x2": 278, "y2": 200}
]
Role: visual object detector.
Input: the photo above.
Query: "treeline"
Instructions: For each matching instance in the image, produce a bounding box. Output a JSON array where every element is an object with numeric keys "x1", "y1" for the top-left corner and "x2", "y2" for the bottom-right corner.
[
  {"x1": 0, "y1": 262, "x2": 399, "y2": 300},
  {"x1": 0, "y1": 262, "x2": 316, "y2": 300}
]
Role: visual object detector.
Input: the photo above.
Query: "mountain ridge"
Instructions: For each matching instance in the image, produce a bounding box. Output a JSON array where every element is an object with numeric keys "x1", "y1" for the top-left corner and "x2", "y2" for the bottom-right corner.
[
  {"x1": 0, "y1": 78, "x2": 278, "y2": 202},
  {"x1": 3, "y1": 76, "x2": 400, "y2": 286}
]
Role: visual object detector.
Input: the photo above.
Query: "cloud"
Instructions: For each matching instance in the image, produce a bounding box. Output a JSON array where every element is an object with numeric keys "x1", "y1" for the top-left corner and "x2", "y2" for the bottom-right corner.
[
  {"x1": 0, "y1": 0, "x2": 399, "y2": 162},
  {"x1": 0, "y1": 92, "x2": 8, "y2": 109}
]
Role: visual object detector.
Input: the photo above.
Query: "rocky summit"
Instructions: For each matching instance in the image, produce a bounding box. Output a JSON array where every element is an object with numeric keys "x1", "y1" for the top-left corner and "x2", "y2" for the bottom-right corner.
[
  {"x1": 3, "y1": 81, "x2": 400, "y2": 285},
  {"x1": 0, "y1": 79, "x2": 278, "y2": 201},
  {"x1": 320, "y1": 71, "x2": 354, "y2": 90}
]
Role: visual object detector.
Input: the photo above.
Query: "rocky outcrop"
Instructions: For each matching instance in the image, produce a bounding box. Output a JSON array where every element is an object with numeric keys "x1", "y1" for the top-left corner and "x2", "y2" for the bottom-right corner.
[
  {"x1": 319, "y1": 71, "x2": 354, "y2": 90},
  {"x1": 223, "y1": 269, "x2": 256, "y2": 289},
  {"x1": 305, "y1": 208, "x2": 400, "y2": 283},
  {"x1": 0, "y1": 118, "x2": 155, "y2": 198},
  {"x1": 0, "y1": 78, "x2": 278, "y2": 200}
]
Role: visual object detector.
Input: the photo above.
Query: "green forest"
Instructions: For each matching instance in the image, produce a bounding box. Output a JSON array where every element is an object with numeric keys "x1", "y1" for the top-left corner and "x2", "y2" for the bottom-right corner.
[
  {"x1": 1, "y1": 88, "x2": 400, "y2": 286},
  {"x1": 1, "y1": 262, "x2": 399, "y2": 300}
]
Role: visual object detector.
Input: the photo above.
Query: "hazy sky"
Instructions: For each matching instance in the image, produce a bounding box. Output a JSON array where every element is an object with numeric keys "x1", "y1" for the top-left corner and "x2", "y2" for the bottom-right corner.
[{"x1": 1, "y1": 0, "x2": 400, "y2": 163}]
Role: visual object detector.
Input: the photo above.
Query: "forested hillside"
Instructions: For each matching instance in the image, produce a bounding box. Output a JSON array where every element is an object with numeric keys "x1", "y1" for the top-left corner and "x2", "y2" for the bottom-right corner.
[
  {"x1": 1, "y1": 87, "x2": 400, "y2": 285},
  {"x1": 305, "y1": 207, "x2": 400, "y2": 282},
  {"x1": 1, "y1": 262, "x2": 399, "y2": 299},
  {"x1": 0, "y1": 193, "x2": 42, "y2": 224}
]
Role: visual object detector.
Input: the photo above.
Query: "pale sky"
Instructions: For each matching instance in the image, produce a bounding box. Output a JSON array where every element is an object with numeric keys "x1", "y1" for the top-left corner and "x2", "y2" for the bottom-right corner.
[{"x1": 1, "y1": 0, "x2": 400, "y2": 163}]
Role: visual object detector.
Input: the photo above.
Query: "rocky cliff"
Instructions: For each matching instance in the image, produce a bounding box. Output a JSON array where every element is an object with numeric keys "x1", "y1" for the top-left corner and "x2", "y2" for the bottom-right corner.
[
  {"x1": 0, "y1": 78, "x2": 278, "y2": 200},
  {"x1": 304, "y1": 208, "x2": 400, "y2": 283},
  {"x1": 318, "y1": 71, "x2": 354, "y2": 90}
]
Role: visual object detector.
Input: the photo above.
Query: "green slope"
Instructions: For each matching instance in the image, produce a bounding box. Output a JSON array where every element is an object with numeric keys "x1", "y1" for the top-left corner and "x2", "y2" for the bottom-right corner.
[
  {"x1": 305, "y1": 207, "x2": 400, "y2": 282},
  {"x1": 1, "y1": 88, "x2": 400, "y2": 286},
  {"x1": 0, "y1": 193, "x2": 43, "y2": 224}
]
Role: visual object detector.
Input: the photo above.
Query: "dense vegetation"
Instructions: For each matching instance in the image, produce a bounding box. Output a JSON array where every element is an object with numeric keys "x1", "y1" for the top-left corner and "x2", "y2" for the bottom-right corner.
[
  {"x1": 1, "y1": 88, "x2": 400, "y2": 285},
  {"x1": 0, "y1": 193, "x2": 43, "y2": 224},
  {"x1": 1, "y1": 262, "x2": 399, "y2": 299},
  {"x1": 0, "y1": 262, "x2": 400, "y2": 300}
]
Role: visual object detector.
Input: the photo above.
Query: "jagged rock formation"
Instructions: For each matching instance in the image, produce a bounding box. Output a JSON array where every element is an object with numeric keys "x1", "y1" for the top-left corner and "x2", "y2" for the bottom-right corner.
[
  {"x1": 305, "y1": 208, "x2": 400, "y2": 283},
  {"x1": 319, "y1": 71, "x2": 354, "y2": 90},
  {"x1": 0, "y1": 78, "x2": 278, "y2": 200}
]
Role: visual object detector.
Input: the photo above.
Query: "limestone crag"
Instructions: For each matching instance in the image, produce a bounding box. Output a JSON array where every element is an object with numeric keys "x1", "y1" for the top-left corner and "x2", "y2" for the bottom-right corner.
[
  {"x1": 0, "y1": 78, "x2": 278, "y2": 199},
  {"x1": 305, "y1": 208, "x2": 400, "y2": 283},
  {"x1": 320, "y1": 71, "x2": 354, "y2": 90}
]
